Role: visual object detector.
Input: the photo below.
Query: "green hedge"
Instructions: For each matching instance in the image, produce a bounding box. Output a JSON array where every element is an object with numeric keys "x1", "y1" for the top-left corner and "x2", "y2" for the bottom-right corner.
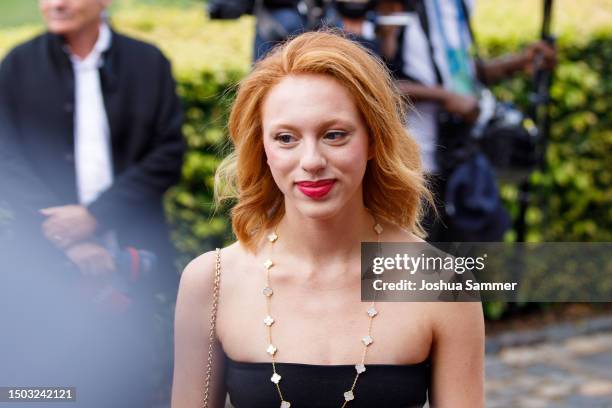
[
  {"x1": 489, "y1": 33, "x2": 612, "y2": 243},
  {"x1": 529, "y1": 35, "x2": 611, "y2": 242},
  {"x1": 165, "y1": 70, "x2": 242, "y2": 267}
]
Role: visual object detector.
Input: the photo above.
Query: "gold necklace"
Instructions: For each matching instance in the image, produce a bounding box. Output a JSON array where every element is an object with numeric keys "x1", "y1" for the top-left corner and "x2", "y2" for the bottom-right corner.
[{"x1": 261, "y1": 222, "x2": 383, "y2": 408}]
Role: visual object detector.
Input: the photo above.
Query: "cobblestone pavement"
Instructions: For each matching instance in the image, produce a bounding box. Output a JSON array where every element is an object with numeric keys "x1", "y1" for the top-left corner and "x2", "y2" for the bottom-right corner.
[{"x1": 486, "y1": 332, "x2": 612, "y2": 407}]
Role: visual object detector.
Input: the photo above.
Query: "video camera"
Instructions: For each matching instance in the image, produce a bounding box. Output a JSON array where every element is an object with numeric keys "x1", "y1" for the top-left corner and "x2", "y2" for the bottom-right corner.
[
  {"x1": 473, "y1": 89, "x2": 540, "y2": 173},
  {"x1": 334, "y1": 0, "x2": 415, "y2": 26},
  {"x1": 437, "y1": 88, "x2": 540, "y2": 181},
  {"x1": 334, "y1": 0, "x2": 375, "y2": 19},
  {"x1": 207, "y1": 0, "x2": 316, "y2": 20},
  {"x1": 207, "y1": 0, "x2": 254, "y2": 19}
]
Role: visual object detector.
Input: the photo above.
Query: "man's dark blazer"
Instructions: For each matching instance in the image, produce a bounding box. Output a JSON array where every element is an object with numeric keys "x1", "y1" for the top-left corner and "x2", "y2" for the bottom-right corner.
[{"x1": 0, "y1": 27, "x2": 185, "y2": 293}]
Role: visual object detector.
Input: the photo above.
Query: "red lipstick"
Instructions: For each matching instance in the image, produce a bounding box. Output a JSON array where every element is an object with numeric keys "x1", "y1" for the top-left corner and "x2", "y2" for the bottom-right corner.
[{"x1": 296, "y1": 179, "x2": 336, "y2": 200}]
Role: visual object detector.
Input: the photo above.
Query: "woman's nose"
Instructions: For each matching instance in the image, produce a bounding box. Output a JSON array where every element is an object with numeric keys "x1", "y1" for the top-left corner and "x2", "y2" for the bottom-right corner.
[{"x1": 300, "y1": 142, "x2": 327, "y2": 175}]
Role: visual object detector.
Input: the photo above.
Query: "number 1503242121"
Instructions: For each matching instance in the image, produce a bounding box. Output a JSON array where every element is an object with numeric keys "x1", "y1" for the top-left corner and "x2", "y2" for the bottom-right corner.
[{"x1": 0, "y1": 387, "x2": 76, "y2": 402}]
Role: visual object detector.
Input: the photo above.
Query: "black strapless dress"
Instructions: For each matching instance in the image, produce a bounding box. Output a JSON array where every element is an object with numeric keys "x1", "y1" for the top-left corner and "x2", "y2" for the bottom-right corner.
[{"x1": 224, "y1": 355, "x2": 431, "y2": 408}]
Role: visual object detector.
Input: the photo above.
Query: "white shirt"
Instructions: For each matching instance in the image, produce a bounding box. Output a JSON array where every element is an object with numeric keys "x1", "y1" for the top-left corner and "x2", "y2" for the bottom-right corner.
[
  {"x1": 402, "y1": 0, "x2": 475, "y2": 173},
  {"x1": 70, "y1": 22, "x2": 113, "y2": 206}
]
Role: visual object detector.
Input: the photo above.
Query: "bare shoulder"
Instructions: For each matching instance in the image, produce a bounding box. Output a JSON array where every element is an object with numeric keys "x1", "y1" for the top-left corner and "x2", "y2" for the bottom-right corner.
[
  {"x1": 431, "y1": 301, "x2": 484, "y2": 340},
  {"x1": 218, "y1": 240, "x2": 252, "y2": 268},
  {"x1": 181, "y1": 239, "x2": 242, "y2": 281},
  {"x1": 379, "y1": 221, "x2": 426, "y2": 243},
  {"x1": 180, "y1": 251, "x2": 219, "y2": 295},
  {"x1": 179, "y1": 242, "x2": 253, "y2": 297},
  {"x1": 428, "y1": 302, "x2": 485, "y2": 406},
  {"x1": 175, "y1": 250, "x2": 221, "y2": 316}
]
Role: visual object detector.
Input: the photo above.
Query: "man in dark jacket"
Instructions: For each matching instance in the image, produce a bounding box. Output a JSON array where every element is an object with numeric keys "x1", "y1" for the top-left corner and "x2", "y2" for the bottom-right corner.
[
  {"x1": 0, "y1": 0, "x2": 184, "y2": 291},
  {"x1": 0, "y1": 0, "x2": 184, "y2": 405}
]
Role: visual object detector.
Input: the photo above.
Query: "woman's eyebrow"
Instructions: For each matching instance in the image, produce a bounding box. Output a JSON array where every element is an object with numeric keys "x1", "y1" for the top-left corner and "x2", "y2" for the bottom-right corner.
[
  {"x1": 268, "y1": 123, "x2": 301, "y2": 133},
  {"x1": 317, "y1": 118, "x2": 352, "y2": 130},
  {"x1": 267, "y1": 117, "x2": 353, "y2": 133}
]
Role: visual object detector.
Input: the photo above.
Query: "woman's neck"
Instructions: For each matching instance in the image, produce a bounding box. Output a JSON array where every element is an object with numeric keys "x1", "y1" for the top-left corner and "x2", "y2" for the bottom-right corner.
[{"x1": 275, "y1": 202, "x2": 377, "y2": 268}]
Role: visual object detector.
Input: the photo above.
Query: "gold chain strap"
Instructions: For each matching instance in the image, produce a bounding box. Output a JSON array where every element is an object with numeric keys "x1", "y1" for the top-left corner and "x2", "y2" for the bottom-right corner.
[{"x1": 203, "y1": 248, "x2": 222, "y2": 408}]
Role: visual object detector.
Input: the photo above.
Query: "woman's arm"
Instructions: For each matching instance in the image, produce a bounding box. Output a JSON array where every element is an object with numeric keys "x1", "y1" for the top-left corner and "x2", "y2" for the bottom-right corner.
[
  {"x1": 172, "y1": 251, "x2": 228, "y2": 408},
  {"x1": 429, "y1": 302, "x2": 485, "y2": 407}
]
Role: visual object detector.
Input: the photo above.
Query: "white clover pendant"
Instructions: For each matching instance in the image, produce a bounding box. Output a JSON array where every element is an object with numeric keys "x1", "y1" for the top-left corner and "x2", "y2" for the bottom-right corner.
[
  {"x1": 367, "y1": 307, "x2": 378, "y2": 318},
  {"x1": 355, "y1": 364, "x2": 366, "y2": 374},
  {"x1": 266, "y1": 344, "x2": 277, "y2": 356},
  {"x1": 263, "y1": 315, "x2": 275, "y2": 326},
  {"x1": 373, "y1": 223, "x2": 383, "y2": 235},
  {"x1": 362, "y1": 335, "x2": 373, "y2": 346},
  {"x1": 280, "y1": 401, "x2": 291, "y2": 408},
  {"x1": 264, "y1": 259, "x2": 274, "y2": 269},
  {"x1": 344, "y1": 390, "x2": 355, "y2": 401},
  {"x1": 263, "y1": 286, "x2": 273, "y2": 297},
  {"x1": 271, "y1": 373, "x2": 282, "y2": 384}
]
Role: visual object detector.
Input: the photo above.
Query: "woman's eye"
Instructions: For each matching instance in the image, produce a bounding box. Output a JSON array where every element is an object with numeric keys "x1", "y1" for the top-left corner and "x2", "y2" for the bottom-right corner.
[
  {"x1": 324, "y1": 131, "x2": 348, "y2": 141},
  {"x1": 274, "y1": 134, "x2": 295, "y2": 144}
]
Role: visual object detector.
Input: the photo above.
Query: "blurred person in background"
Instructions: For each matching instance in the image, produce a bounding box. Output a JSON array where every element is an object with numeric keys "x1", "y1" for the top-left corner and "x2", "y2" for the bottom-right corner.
[
  {"x1": 253, "y1": 0, "x2": 309, "y2": 60},
  {"x1": 208, "y1": 0, "x2": 392, "y2": 62},
  {"x1": 329, "y1": 0, "x2": 382, "y2": 54},
  {"x1": 208, "y1": 0, "x2": 333, "y2": 61},
  {"x1": 208, "y1": 0, "x2": 310, "y2": 61},
  {"x1": 0, "y1": 0, "x2": 185, "y2": 405},
  {"x1": 379, "y1": 0, "x2": 556, "y2": 242}
]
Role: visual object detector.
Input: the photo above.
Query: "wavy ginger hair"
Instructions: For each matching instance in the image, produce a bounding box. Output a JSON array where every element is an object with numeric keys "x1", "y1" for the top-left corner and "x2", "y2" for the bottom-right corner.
[{"x1": 215, "y1": 31, "x2": 432, "y2": 252}]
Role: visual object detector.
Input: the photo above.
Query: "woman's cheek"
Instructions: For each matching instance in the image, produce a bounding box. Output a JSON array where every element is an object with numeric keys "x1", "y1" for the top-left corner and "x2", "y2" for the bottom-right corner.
[
  {"x1": 336, "y1": 142, "x2": 369, "y2": 176},
  {"x1": 266, "y1": 148, "x2": 296, "y2": 193}
]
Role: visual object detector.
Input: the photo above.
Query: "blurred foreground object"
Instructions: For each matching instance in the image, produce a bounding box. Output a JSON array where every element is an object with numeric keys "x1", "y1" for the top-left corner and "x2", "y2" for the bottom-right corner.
[{"x1": 0, "y1": 0, "x2": 185, "y2": 405}]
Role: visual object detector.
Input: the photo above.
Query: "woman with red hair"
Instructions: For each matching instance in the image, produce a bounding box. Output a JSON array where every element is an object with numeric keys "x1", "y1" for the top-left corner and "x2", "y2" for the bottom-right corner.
[{"x1": 172, "y1": 31, "x2": 484, "y2": 408}]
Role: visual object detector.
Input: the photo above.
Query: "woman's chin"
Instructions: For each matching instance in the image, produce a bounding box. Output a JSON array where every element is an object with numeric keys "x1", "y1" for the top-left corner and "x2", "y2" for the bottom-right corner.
[{"x1": 290, "y1": 199, "x2": 343, "y2": 221}]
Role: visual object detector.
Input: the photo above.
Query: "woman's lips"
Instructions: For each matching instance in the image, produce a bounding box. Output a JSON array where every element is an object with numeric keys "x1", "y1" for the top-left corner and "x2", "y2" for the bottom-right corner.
[{"x1": 296, "y1": 179, "x2": 336, "y2": 200}]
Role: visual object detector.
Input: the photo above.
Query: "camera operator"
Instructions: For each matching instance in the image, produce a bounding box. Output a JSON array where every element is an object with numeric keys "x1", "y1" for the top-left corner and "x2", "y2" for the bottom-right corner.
[
  {"x1": 254, "y1": 0, "x2": 308, "y2": 60},
  {"x1": 384, "y1": 0, "x2": 555, "y2": 242},
  {"x1": 208, "y1": 0, "x2": 328, "y2": 61},
  {"x1": 331, "y1": 0, "x2": 381, "y2": 54}
]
